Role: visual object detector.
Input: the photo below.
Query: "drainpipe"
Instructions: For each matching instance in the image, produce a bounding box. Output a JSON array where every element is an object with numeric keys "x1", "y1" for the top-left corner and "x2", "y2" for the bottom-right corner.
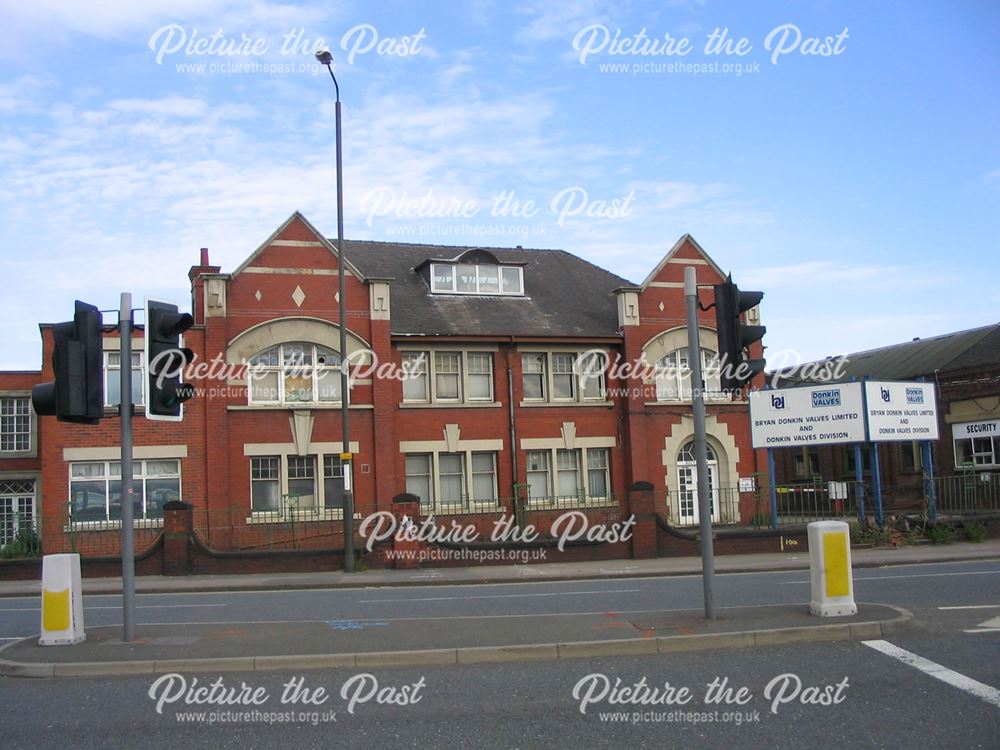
[{"x1": 506, "y1": 340, "x2": 518, "y2": 500}]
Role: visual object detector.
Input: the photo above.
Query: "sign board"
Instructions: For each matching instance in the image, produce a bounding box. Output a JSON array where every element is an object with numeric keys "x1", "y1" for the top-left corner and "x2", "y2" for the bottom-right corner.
[
  {"x1": 750, "y1": 383, "x2": 866, "y2": 448},
  {"x1": 738, "y1": 477, "x2": 756, "y2": 493},
  {"x1": 828, "y1": 481, "x2": 848, "y2": 501},
  {"x1": 951, "y1": 420, "x2": 1000, "y2": 440},
  {"x1": 864, "y1": 381, "x2": 938, "y2": 442}
]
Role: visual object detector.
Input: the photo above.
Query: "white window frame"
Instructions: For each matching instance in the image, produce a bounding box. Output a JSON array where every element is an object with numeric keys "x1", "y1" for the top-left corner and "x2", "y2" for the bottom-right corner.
[
  {"x1": 471, "y1": 452, "x2": 498, "y2": 502},
  {"x1": 286, "y1": 455, "x2": 318, "y2": 510},
  {"x1": 405, "y1": 453, "x2": 435, "y2": 507},
  {"x1": 401, "y1": 352, "x2": 430, "y2": 402},
  {"x1": 404, "y1": 450, "x2": 502, "y2": 512},
  {"x1": 522, "y1": 353, "x2": 548, "y2": 401},
  {"x1": 69, "y1": 459, "x2": 180, "y2": 525},
  {"x1": 247, "y1": 342, "x2": 343, "y2": 406},
  {"x1": 250, "y1": 456, "x2": 281, "y2": 513},
  {"x1": 556, "y1": 448, "x2": 582, "y2": 498},
  {"x1": 104, "y1": 351, "x2": 145, "y2": 407},
  {"x1": 0, "y1": 479, "x2": 37, "y2": 548},
  {"x1": 400, "y1": 349, "x2": 495, "y2": 405},
  {"x1": 521, "y1": 350, "x2": 609, "y2": 404},
  {"x1": 322, "y1": 455, "x2": 349, "y2": 515},
  {"x1": 655, "y1": 347, "x2": 721, "y2": 402},
  {"x1": 0, "y1": 396, "x2": 31, "y2": 453},
  {"x1": 434, "y1": 352, "x2": 463, "y2": 402},
  {"x1": 580, "y1": 352, "x2": 608, "y2": 401},
  {"x1": 430, "y1": 263, "x2": 524, "y2": 296},
  {"x1": 955, "y1": 435, "x2": 1000, "y2": 469},
  {"x1": 527, "y1": 447, "x2": 612, "y2": 505},
  {"x1": 586, "y1": 447, "x2": 611, "y2": 499},
  {"x1": 466, "y1": 352, "x2": 494, "y2": 402},
  {"x1": 437, "y1": 452, "x2": 467, "y2": 506},
  {"x1": 526, "y1": 449, "x2": 552, "y2": 500},
  {"x1": 249, "y1": 454, "x2": 351, "y2": 520},
  {"x1": 551, "y1": 353, "x2": 578, "y2": 401}
]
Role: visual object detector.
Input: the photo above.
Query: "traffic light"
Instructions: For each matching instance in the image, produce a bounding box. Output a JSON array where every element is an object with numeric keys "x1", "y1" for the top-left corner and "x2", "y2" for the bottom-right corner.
[
  {"x1": 714, "y1": 275, "x2": 766, "y2": 393},
  {"x1": 32, "y1": 301, "x2": 104, "y2": 423},
  {"x1": 144, "y1": 299, "x2": 195, "y2": 421}
]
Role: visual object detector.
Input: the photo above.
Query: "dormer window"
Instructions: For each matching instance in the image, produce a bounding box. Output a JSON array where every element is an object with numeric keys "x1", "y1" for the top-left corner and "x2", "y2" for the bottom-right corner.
[{"x1": 430, "y1": 262, "x2": 524, "y2": 296}]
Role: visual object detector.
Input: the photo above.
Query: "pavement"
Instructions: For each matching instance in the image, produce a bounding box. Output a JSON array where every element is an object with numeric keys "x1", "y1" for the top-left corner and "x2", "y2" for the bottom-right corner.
[{"x1": 1, "y1": 540, "x2": 996, "y2": 677}]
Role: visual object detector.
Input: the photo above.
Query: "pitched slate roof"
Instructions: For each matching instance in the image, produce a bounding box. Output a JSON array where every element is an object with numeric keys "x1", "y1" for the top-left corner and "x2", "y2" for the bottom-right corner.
[
  {"x1": 342, "y1": 240, "x2": 634, "y2": 338},
  {"x1": 773, "y1": 323, "x2": 1000, "y2": 384}
]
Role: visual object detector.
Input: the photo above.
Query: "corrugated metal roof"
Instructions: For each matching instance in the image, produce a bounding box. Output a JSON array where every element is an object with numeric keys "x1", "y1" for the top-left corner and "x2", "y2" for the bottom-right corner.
[{"x1": 772, "y1": 323, "x2": 1000, "y2": 384}]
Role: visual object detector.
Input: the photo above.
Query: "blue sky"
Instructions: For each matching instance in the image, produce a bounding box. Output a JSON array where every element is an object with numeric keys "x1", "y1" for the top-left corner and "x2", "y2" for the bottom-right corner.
[{"x1": 1, "y1": 0, "x2": 998, "y2": 370}]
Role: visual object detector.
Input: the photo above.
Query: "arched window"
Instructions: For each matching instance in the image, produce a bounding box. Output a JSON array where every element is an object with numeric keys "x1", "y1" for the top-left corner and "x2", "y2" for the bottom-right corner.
[
  {"x1": 248, "y1": 342, "x2": 342, "y2": 404},
  {"x1": 655, "y1": 347, "x2": 720, "y2": 401},
  {"x1": 677, "y1": 441, "x2": 717, "y2": 463}
]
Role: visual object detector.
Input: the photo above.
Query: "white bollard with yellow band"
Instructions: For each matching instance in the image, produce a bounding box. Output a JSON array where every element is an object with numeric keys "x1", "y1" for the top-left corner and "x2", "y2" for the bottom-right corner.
[
  {"x1": 39, "y1": 553, "x2": 86, "y2": 645},
  {"x1": 807, "y1": 521, "x2": 857, "y2": 617}
]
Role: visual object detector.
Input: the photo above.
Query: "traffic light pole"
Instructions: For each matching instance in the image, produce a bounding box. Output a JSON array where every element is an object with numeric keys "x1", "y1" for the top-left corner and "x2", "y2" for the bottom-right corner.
[
  {"x1": 684, "y1": 267, "x2": 716, "y2": 622},
  {"x1": 335, "y1": 88, "x2": 355, "y2": 574},
  {"x1": 119, "y1": 292, "x2": 136, "y2": 642}
]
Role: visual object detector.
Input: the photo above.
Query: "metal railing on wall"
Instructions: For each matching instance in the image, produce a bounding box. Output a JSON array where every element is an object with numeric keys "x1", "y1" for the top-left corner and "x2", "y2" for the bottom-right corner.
[{"x1": 933, "y1": 472, "x2": 1000, "y2": 515}]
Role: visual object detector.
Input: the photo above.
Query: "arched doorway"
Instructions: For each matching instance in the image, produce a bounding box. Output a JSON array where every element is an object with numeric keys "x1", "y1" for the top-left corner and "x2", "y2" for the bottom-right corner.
[{"x1": 676, "y1": 440, "x2": 720, "y2": 525}]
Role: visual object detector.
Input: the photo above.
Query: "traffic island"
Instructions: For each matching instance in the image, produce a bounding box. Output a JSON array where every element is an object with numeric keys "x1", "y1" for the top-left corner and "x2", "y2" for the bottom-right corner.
[{"x1": 0, "y1": 602, "x2": 911, "y2": 678}]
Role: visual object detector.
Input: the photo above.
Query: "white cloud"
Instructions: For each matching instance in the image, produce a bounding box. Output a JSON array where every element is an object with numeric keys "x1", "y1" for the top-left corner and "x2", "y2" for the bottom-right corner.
[
  {"x1": 737, "y1": 260, "x2": 958, "y2": 292},
  {"x1": 0, "y1": 0, "x2": 328, "y2": 39},
  {"x1": 515, "y1": 0, "x2": 615, "y2": 44}
]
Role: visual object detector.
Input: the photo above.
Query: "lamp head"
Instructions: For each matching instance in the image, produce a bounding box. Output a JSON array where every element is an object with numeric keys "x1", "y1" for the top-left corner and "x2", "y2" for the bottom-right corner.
[{"x1": 315, "y1": 49, "x2": 333, "y2": 66}]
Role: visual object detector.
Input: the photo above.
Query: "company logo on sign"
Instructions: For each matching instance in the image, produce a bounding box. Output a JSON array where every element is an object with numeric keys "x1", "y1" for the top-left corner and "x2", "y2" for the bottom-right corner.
[
  {"x1": 770, "y1": 394, "x2": 786, "y2": 410},
  {"x1": 811, "y1": 389, "x2": 842, "y2": 408},
  {"x1": 880, "y1": 386, "x2": 891, "y2": 403},
  {"x1": 905, "y1": 387, "x2": 924, "y2": 404}
]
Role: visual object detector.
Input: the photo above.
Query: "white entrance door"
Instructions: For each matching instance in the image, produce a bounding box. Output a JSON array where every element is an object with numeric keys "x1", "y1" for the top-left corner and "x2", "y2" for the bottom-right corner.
[
  {"x1": 0, "y1": 479, "x2": 36, "y2": 548},
  {"x1": 676, "y1": 441, "x2": 720, "y2": 525}
]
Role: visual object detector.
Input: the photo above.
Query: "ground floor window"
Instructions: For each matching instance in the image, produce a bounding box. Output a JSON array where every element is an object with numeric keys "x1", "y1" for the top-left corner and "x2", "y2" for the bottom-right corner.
[
  {"x1": 404, "y1": 450, "x2": 499, "y2": 512},
  {"x1": 69, "y1": 460, "x2": 180, "y2": 523},
  {"x1": 0, "y1": 479, "x2": 36, "y2": 548},
  {"x1": 899, "y1": 441, "x2": 925, "y2": 473},
  {"x1": 526, "y1": 446, "x2": 612, "y2": 505},
  {"x1": 956, "y1": 435, "x2": 1000, "y2": 469},
  {"x1": 843, "y1": 446, "x2": 872, "y2": 477},
  {"x1": 250, "y1": 454, "x2": 350, "y2": 517},
  {"x1": 793, "y1": 447, "x2": 821, "y2": 480},
  {"x1": 324, "y1": 456, "x2": 347, "y2": 510}
]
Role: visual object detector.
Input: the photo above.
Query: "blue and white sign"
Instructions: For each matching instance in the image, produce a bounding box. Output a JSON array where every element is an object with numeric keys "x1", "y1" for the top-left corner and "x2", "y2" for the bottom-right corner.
[
  {"x1": 750, "y1": 383, "x2": 866, "y2": 448},
  {"x1": 864, "y1": 381, "x2": 939, "y2": 441}
]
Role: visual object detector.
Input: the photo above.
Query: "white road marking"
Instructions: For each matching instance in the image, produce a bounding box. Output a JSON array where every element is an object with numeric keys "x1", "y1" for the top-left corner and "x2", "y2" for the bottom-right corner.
[
  {"x1": 0, "y1": 604, "x2": 226, "y2": 612},
  {"x1": 780, "y1": 570, "x2": 1000, "y2": 585},
  {"x1": 862, "y1": 639, "x2": 1000, "y2": 708},
  {"x1": 0, "y1": 559, "x2": 996, "y2": 602},
  {"x1": 939, "y1": 604, "x2": 1000, "y2": 610},
  {"x1": 962, "y1": 615, "x2": 1000, "y2": 634},
  {"x1": 359, "y1": 588, "x2": 641, "y2": 603}
]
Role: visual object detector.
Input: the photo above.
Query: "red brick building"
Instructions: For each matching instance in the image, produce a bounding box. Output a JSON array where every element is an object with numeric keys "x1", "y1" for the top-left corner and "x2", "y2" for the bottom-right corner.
[{"x1": 0, "y1": 212, "x2": 767, "y2": 557}]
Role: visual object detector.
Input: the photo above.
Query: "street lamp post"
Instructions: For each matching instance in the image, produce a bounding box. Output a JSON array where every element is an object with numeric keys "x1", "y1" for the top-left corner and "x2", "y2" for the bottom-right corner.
[{"x1": 315, "y1": 50, "x2": 355, "y2": 572}]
